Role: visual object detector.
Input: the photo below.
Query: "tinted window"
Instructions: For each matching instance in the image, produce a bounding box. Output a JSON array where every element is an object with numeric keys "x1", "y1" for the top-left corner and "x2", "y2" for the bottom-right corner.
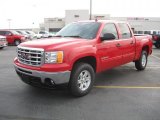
[
  {"x1": 118, "y1": 23, "x2": 132, "y2": 39},
  {"x1": 0, "y1": 31, "x2": 6, "y2": 35},
  {"x1": 101, "y1": 23, "x2": 118, "y2": 39},
  {"x1": 5, "y1": 31, "x2": 11, "y2": 35},
  {"x1": 56, "y1": 22, "x2": 101, "y2": 39}
]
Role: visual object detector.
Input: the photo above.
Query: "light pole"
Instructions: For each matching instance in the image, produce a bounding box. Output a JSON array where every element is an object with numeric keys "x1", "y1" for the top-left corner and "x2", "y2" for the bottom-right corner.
[
  {"x1": 7, "y1": 19, "x2": 12, "y2": 29},
  {"x1": 90, "y1": 0, "x2": 92, "y2": 20}
]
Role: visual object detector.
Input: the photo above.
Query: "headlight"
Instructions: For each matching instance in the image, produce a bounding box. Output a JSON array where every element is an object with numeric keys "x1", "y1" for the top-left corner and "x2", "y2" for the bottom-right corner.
[
  {"x1": 45, "y1": 51, "x2": 63, "y2": 63},
  {"x1": 21, "y1": 37, "x2": 25, "y2": 40}
]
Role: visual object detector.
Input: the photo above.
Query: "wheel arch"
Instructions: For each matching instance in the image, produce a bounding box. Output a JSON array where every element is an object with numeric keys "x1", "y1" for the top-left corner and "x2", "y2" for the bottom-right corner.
[{"x1": 72, "y1": 56, "x2": 97, "y2": 73}]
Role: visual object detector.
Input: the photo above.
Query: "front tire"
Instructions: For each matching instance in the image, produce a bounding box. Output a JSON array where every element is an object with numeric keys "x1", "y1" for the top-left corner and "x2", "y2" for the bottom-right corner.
[
  {"x1": 14, "y1": 40, "x2": 21, "y2": 46},
  {"x1": 69, "y1": 63, "x2": 95, "y2": 97},
  {"x1": 135, "y1": 50, "x2": 148, "y2": 70},
  {"x1": 0, "y1": 47, "x2": 4, "y2": 49}
]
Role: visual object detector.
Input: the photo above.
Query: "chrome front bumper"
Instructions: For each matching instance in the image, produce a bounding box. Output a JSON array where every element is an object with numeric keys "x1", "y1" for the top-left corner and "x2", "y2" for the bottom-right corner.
[
  {"x1": 0, "y1": 42, "x2": 7, "y2": 47},
  {"x1": 14, "y1": 64, "x2": 71, "y2": 85}
]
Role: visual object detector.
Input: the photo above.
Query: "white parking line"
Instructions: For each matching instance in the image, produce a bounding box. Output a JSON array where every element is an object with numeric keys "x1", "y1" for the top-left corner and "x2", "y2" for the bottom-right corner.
[{"x1": 151, "y1": 55, "x2": 160, "y2": 60}]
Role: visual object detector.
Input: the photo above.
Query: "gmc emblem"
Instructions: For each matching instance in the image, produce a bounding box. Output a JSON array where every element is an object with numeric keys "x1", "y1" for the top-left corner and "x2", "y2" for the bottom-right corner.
[{"x1": 21, "y1": 53, "x2": 30, "y2": 60}]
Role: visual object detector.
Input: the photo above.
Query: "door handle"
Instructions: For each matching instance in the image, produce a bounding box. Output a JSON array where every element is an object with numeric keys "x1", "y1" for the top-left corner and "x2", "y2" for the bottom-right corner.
[
  {"x1": 130, "y1": 41, "x2": 134, "y2": 45},
  {"x1": 116, "y1": 43, "x2": 121, "y2": 47}
]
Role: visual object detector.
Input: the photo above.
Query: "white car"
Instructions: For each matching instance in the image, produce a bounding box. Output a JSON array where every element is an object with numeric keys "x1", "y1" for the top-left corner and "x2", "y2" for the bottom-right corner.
[
  {"x1": 25, "y1": 31, "x2": 37, "y2": 39},
  {"x1": 38, "y1": 31, "x2": 50, "y2": 38}
]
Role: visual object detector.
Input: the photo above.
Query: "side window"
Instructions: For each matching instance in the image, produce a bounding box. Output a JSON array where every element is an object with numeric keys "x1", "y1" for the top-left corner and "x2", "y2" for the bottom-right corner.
[
  {"x1": 101, "y1": 23, "x2": 118, "y2": 40},
  {"x1": 118, "y1": 23, "x2": 132, "y2": 39},
  {"x1": 0, "y1": 31, "x2": 5, "y2": 35},
  {"x1": 5, "y1": 31, "x2": 11, "y2": 35}
]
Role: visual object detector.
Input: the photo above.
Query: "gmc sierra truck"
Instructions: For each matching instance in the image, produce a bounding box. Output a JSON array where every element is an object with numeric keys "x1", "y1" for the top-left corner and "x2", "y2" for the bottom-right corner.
[{"x1": 14, "y1": 20, "x2": 152, "y2": 97}]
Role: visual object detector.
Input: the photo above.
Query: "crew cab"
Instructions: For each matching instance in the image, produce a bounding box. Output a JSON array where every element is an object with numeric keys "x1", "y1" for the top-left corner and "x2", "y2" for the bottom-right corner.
[
  {"x1": 0, "y1": 35, "x2": 8, "y2": 49},
  {"x1": 14, "y1": 20, "x2": 152, "y2": 97},
  {"x1": 0, "y1": 30, "x2": 26, "y2": 46}
]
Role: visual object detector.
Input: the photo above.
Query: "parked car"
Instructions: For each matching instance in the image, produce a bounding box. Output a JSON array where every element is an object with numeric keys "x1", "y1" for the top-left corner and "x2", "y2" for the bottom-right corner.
[
  {"x1": 136, "y1": 30, "x2": 160, "y2": 48},
  {"x1": 0, "y1": 35, "x2": 8, "y2": 49},
  {"x1": 145, "y1": 30, "x2": 160, "y2": 48},
  {"x1": 0, "y1": 30, "x2": 26, "y2": 46},
  {"x1": 152, "y1": 34, "x2": 160, "y2": 48},
  {"x1": 35, "y1": 33, "x2": 42, "y2": 39},
  {"x1": 49, "y1": 32, "x2": 56, "y2": 37},
  {"x1": 14, "y1": 20, "x2": 152, "y2": 97},
  {"x1": 38, "y1": 31, "x2": 50, "y2": 38},
  {"x1": 16, "y1": 30, "x2": 30, "y2": 39},
  {"x1": 25, "y1": 31, "x2": 37, "y2": 39}
]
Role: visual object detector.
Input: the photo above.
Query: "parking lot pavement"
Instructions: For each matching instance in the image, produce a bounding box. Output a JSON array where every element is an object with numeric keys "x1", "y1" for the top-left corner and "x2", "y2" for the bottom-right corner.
[{"x1": 0, "y1": 46, "x2": 160, "y2": 120}]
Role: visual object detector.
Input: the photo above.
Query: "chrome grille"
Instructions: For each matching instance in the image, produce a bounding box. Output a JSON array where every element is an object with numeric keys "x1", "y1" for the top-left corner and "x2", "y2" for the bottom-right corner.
[
  {"x1": 0, "y1": 38, "x2": 6, "y2": 42},
  {"x1": 17, "y1": 46, "x2": 44, "y2": 66}
]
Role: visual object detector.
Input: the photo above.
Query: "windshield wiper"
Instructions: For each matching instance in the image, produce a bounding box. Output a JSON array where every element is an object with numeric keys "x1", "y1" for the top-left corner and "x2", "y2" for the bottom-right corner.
[{"x1": 64, "y1": 35, "x2": 82, "y2": 38}]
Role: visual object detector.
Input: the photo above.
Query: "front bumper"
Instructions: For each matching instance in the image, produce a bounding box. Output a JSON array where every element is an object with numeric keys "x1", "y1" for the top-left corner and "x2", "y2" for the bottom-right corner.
[
  {"x1": 0, "y1": 42, "x2": 8, "y2": 47},
  {"x1": 14, "y1": 64, "x2": 71, "y2": 85}
]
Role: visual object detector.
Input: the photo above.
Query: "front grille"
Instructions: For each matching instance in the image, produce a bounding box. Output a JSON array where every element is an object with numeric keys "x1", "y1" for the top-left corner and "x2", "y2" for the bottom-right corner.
[
  {"x1": 0, "y1": 38, "x2": 6, "y2": 42},
  {"x1": 17, "y1": 46, "x2": 44, "y2": 66}
]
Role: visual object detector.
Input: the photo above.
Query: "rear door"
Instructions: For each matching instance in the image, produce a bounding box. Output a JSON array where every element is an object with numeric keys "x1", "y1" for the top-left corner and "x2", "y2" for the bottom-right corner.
[
  {"x1": 96, "y1": 23, "x2": 123, "y2": 71},
  {"x1": 118, "y1": 23, "x2": 136, "y2": 64}
]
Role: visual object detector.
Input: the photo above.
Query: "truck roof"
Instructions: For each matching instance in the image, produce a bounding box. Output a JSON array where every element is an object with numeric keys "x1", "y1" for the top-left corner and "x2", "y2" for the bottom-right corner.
[{"x1": 77, "y1": 20, "x2": 127, "y2": 24}]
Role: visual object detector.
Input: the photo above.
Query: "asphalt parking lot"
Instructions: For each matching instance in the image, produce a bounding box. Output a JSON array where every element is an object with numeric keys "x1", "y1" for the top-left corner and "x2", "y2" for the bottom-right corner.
[{"x1": 0, "y1": 46, "x2": 160, "y2": 120}]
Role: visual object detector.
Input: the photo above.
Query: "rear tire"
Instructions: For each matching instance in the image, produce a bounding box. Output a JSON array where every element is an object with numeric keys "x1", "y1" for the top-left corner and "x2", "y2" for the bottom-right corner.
[
  {"x1": 0, "y1": 47, "x2": 3, "y2": 49},
  {"x1": 14, "y1": 40, "x2": 21, "y2": 46},
  {"x1": 69, "y1": 63, "x2": 95, "y2": 97},
  {"x1": 135, "y1": 50, "x2": 148, "y2": 70}
]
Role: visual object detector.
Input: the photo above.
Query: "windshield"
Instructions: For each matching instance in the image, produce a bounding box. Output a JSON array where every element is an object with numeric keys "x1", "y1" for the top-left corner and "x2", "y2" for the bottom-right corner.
[
  {"x1": 56, "y1": 22, "x2": 101, "y2": 39},
  {"x1": 11, "y1": 30, "x2": 20, "y2": 35}
]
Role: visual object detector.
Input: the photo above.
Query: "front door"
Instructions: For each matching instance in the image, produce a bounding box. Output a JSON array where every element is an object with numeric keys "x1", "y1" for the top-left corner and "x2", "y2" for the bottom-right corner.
[{"x1": 96, "y1": 23, "x2": 123, "y2": 71}]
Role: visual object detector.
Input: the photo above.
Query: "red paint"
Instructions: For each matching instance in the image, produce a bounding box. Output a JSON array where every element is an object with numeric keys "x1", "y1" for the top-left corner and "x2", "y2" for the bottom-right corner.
[
  {"x1": 0, "y1": 30, "x2": 26, "y2": 44},
  {"x1": 14, "y1": 20, "x2": 152, "y2": 73}
]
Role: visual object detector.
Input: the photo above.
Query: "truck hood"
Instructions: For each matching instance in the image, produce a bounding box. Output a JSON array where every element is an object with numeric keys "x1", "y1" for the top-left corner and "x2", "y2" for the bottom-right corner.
[{"x1": 19, "y1": 37, "x2": 87, "y2": 50}]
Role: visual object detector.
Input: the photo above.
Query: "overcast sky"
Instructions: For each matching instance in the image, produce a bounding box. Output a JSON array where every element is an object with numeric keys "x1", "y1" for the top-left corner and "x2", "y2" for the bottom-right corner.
[{"x1": 0, "y1": 0, "x2": 159, "y2": 29}]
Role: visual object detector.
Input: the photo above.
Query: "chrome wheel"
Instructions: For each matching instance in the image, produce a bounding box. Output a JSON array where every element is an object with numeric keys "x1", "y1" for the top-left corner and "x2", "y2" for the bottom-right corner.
[
  {"x1": 15, "y1": 40, "x2": 20, "y2": 46},
  {"x1": 77, "y1": 70, "x2": 91, "y2": 91},
  {"x1": 142, "y1": 54, "x2": 147, "y2": 67}
]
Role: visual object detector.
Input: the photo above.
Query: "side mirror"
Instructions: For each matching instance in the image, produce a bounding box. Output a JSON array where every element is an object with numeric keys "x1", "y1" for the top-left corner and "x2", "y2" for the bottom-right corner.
[{"x1": 100, "y1": 33, "x2": 116, "y2": 41}]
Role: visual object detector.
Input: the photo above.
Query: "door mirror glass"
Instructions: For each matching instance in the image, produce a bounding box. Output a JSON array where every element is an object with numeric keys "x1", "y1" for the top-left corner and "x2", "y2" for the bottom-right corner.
[{"x1": 101, "y1": 33, "x2": 116, "y2": 41}]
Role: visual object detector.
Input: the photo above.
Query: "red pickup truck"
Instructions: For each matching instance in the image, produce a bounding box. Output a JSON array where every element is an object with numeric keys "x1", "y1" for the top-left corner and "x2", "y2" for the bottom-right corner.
[
  {"x1": 0, "y1": 35, "x2": 8, "y2": 49},
  {"x1": 0, "y1": 30, "x2": 26, "y2": 46},
  {"x1": 14, "y1": 20, "x2": 152, "y2": 97}
]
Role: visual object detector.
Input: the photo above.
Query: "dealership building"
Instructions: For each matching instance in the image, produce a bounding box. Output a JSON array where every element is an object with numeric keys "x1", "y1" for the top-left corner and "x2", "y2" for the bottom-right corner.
[{"x1": 40, "y1": 10, "x2": 160, "y2": 33}]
